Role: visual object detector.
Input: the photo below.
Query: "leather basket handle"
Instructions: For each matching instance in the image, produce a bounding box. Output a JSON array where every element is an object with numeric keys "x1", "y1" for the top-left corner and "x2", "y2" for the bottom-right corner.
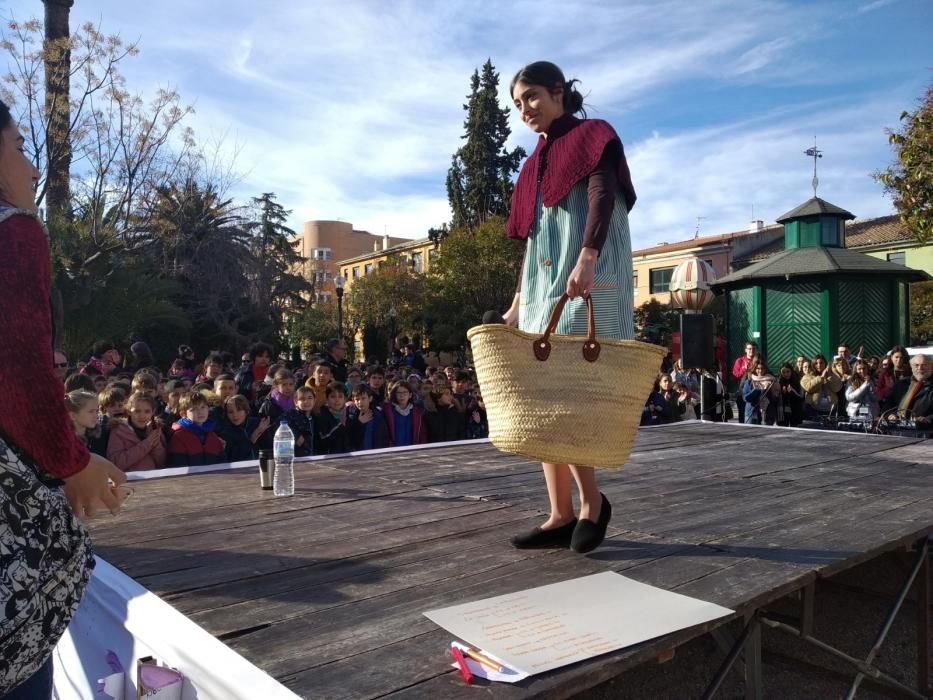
[{"x1": 533, "y1": 293, "x2": 601, "y2": 363}]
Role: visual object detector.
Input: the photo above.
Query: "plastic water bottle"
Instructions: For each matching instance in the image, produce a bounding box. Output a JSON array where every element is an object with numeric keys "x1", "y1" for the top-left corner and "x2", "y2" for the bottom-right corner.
[{"x1": 272, "y1": 419, "x2": 295, "y2": 496}]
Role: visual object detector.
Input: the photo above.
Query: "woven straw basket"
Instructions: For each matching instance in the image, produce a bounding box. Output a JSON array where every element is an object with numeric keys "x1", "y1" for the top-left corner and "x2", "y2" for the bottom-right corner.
[{"x1": 467, "y1": 294, "x2": 664, "y2": 467}]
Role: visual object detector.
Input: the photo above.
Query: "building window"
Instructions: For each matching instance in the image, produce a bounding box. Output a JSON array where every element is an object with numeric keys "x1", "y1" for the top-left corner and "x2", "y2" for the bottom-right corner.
[
  {"x1": 411, "y1": 252, "x2": 424, "y2": 273},
  {"x1": 314, "y1": 292, "x2": 333, "y2": 304},
  {"x1": 649, "y1": 267, "x2": 675, "y2": 294},
  {"x1": 887, "y1": 251, "x2": 906, "y2": 266},
  {"x1": 343, "y1": 269, "x2": 349, "y2": 279},
  {"x1": 311, "y1": 248, "x2": 332, "y2": 261},
  {"x1": 352, "y1": 266, "x2": 360, "y2": 279},
  {"x1": 364, "y1": 263, "x2": 373, "y2": 275},
  {"x1": 314, "y1": 270, "x2": 332, "y2": 283},
  {"x1": 428, "y1": 249, "x2": 439, "y2": 264}
]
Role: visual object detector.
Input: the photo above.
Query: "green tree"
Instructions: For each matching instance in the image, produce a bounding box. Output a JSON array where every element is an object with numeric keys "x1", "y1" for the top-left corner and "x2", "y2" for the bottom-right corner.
[
  {"x1": 634, "y1": 299, "x2": 679, "y2": 343},
  {"x1": 876, "y1": 81, "x2": 933, "y2": 244},
  {"x1": 910, "y1": 280, "x2": 933, "y2": 345},
  {"x1": 286, "y1": 305, "x2": 337, "y2": 354},
  {"x1": 245, "y1": 193, "x2": 312, "y2": 343},
  {"x1": 146, "y1": 179, "x2": 267, "y2": 353},
  {"x1": 423, "y1": 216, "x2": 524, "y2": 347},
  {"x1": 446, "y1": 59, "x2": 525, "y2": 230},
  {"x1": 344, "y1": 260, "x2": 426, "y2": 361}
]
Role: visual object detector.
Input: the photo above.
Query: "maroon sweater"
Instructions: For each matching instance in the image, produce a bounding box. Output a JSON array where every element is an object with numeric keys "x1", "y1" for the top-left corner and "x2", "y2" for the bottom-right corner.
[{"x1": 0, "y1": 213, "x2": 89, "y2": 478}]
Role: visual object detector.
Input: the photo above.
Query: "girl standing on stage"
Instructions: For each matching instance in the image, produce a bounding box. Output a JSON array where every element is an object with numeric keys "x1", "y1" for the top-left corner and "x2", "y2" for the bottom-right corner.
[{"x1": 502, "y1": 61, "x2": 637, "y2": 554}]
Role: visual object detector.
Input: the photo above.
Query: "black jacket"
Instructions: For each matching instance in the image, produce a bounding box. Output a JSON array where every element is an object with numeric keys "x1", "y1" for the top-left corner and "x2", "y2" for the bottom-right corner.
[
  {"x1": 888, "y1": 377, "x2": 933, "y2": 419},
  {"x1": 317, "y1": 410, "x2": 352, "y2": 454},
  {"x1": 425, "y1": 404, "x2": 467, "y2": 443},
  {"x1": 216, "y1": 417, "x2": 260, "y2": 462}
]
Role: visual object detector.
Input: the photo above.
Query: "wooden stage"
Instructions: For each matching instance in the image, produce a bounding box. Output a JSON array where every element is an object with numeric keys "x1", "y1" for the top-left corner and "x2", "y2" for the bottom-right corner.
[{"x1": 87, "y1": 423, "x2": 933, "y2": 699}]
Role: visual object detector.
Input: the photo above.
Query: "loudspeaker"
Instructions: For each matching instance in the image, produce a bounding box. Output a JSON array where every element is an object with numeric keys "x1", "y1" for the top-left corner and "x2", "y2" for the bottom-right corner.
[{"x1": 680, "y1": 313, "x2": 715, "y2": 369}]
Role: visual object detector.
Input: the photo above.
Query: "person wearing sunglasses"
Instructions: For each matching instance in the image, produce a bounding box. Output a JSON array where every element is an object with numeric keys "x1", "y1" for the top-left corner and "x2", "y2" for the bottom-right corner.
[{"x1": 53, "y1": 350, "x2": 69, "y2": 381}]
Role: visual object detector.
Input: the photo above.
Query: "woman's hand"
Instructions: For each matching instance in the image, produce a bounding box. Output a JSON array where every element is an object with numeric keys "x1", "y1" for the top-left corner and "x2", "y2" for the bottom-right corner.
[
  {"x1": 64, "y1": 453, "x2": 127, "y2": 517},
  {"x1": 566, "y1": 248, "x2": 597, "y2": 299},
  {"x1": 502, "y1": 294, "x2": 520, "y2": 328}
]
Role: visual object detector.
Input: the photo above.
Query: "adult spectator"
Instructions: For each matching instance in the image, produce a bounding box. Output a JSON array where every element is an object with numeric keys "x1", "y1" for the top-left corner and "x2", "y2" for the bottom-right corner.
[
  {"x1": 124, "y1": 341, "x2": 157, "y2": 374},
  {"x1": 889, "y1": 345, "x2": 912, "y2": 382},
  {"x1": 741, "y1": 358, "x2": 779, "y2": 425},
  {"x1": 53, "y1": 349, "x2": 69, "y2": 381},
  {"x1": 0, "y1": 99, "x2": 126, "y2": 697},
  {"x1": 888, "y1": 354, "x2": 932, "y2": 424},
  {"x1": 731, "y1": 341, "x2": 757, "y2": 422},
  {"x1": 83, "y1": 340, "x2": 121, "y2": 377},
  {"x1": 800, "y1": 354, "x2": 843, "y2": 418},
  {"x1": 776, "y1": 362, "x2": 804, "y2": 427},
  {"x1": 836, "y1": 343, "x2": 858, "y2": 366},
  {"x1": 324, "y1": 338, "x2": 349, "y2": 383},
  {"x1": 845, "y1": 359, "x2": 879, "y2": 423},
  {"x1": 876, "y1": 355, "x2": 896, "y2": 408},
  {"x1": 234, "y1": 342, "x2": 273, "y2": 402}
]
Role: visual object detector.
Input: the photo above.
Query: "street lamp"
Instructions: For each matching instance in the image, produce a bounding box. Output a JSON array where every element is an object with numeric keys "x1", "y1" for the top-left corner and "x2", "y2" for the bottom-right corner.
[{"x1": 335, "y1": 274, "x2": 345, "y2": 340}]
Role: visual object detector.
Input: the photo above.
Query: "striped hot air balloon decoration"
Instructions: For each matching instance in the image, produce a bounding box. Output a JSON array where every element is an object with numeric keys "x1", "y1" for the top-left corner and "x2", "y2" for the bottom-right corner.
[{"x1": 669, "y1": 258, "x2": 717, "y2": 311}]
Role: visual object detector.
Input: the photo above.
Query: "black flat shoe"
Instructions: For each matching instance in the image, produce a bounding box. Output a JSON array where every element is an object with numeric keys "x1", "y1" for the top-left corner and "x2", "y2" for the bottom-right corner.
[
  {"x1": 571, "y1": 494, "x2": 612, "y2": 554},
  {"x1": 510, "y1": 518, "x2": 578, "y2": 549}
]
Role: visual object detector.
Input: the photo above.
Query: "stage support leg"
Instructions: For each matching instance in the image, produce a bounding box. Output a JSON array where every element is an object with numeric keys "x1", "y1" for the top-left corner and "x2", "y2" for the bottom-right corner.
[
  {"x1": 744, "y1": 611, "x2": 763, "y2": 700},
  {"x1": 917, "y1": 539, "x2": 929, "y2": 696}
]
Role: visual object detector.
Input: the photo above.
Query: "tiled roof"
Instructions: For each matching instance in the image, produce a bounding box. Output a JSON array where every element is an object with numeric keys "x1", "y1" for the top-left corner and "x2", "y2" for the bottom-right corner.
[
  {"x1": 844, "y1": 214, "x2": 914, "y2": 247},
  {"x1": 338, "y1": 237, "x2": 432, "y2": 265},
  {"x1": 713, "y1": 247, "x2": 929, "y2": 287},
  {"x1": 737, "y1": 214, "x2": 917, "y2": 263},
  {"x1": 776, "y1": 196, "x2": 855, "y2": 223},
  {"x1": 632, "y1": 224, "x2": 782, "y2": 257}
]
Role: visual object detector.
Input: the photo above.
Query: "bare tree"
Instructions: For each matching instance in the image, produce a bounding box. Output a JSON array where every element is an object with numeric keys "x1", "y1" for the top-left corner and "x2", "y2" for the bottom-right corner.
[{"x1": 2, "y1": 16, "x2": 193, "y2": 246}]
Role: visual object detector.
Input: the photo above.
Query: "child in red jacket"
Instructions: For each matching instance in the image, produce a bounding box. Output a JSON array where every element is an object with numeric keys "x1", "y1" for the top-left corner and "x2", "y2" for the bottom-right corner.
[{"x1": 168, "y1": 392, "x2": 225, "y2": 467}]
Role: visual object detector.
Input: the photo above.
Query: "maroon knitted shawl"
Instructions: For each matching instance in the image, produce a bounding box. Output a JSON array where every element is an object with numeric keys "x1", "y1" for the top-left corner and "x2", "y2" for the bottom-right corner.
[{"x1": 506, "y1": 114, "x2": 636, "y2": 240}]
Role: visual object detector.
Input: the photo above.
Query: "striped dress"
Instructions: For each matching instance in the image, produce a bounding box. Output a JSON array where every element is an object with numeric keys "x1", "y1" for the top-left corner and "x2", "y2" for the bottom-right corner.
[{"x1": 518, "y1": 182, "x2": 635, "y2": 340}]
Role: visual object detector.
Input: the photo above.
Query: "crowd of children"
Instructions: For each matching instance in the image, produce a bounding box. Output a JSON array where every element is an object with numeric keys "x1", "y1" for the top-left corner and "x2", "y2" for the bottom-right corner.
[{"x1": 61, "y1": 341, "x2": 489, "y2": 472}]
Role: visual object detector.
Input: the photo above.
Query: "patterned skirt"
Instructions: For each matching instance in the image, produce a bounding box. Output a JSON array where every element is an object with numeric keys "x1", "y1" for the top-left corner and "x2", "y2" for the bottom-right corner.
[{"x1": 518, "y1": 182, "x2": 635, "y2": 340}]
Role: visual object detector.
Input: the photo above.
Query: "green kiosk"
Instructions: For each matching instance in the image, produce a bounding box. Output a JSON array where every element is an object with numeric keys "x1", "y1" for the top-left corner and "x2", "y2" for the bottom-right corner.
[{"x1": 713, "y1": 196, "x2": 929, "y2": 382}]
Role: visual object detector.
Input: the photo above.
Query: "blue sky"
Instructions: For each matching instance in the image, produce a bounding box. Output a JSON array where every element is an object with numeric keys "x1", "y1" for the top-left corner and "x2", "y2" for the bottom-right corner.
[{"x1": 4, "y1": 0, "x2": 932, "y2": 249}]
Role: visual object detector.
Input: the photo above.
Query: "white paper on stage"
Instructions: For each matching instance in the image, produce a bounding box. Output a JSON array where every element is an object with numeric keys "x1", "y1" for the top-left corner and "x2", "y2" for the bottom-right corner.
[
  {"x1": 425, "y1": 571, "x2": 734, "y2": 677},
  {"x1": 53, "y1": 557, "x2": 300, "y2": 700}
]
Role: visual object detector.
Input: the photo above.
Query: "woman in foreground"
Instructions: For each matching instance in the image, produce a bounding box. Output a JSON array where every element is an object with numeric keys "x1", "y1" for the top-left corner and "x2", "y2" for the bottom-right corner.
[{"x1": 502, "y1": 62, "x2": 637, "y2": 554}]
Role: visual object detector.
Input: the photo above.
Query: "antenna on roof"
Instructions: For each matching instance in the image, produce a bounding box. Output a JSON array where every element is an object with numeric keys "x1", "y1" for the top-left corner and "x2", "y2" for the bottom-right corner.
[
  {"x1": 694, "y1": 216, "x2": 706, "y2": 239},
  {"x1": 804, "y1": 137, "x2": 822, "y2": 198}
]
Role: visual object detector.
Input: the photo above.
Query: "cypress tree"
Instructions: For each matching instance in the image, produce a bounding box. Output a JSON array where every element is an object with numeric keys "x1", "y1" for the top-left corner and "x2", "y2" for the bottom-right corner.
[{"x1": 446, "y1": 59, "x2": 525, "y2": 230}]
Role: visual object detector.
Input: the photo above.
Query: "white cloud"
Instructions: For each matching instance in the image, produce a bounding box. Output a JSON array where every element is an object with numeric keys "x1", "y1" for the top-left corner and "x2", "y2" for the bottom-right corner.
[
  {"x1": 3, "y1": 0, "x2": 917, "y2": 246},
  {"x1": 857, "y1": 0, "x2": 899, "y2": 13},
  {"x1": 626, "y1": 95, "x2": 901, "y2": 250}
]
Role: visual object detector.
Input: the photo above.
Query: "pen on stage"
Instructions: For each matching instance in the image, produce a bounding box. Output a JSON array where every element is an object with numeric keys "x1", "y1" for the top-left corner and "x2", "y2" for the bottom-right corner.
[
  {"x1": 462, "y1": 646, "x2": 504, "y2": 673},
  {"x1": 451, "y1": 645, "x2": 473, "y2": 684}
]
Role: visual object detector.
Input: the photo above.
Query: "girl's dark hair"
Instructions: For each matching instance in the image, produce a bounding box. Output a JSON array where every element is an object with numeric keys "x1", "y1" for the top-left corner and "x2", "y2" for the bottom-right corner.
[
  {"x1": 510, "y1": 61, "x2": 586, "y2": 118},
  {"x1": 0, "y1": 100, "x2": 11, "y2": 202},
  {"x1": 0, "y1": 100, "x2": 11, "y2": 133}
]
